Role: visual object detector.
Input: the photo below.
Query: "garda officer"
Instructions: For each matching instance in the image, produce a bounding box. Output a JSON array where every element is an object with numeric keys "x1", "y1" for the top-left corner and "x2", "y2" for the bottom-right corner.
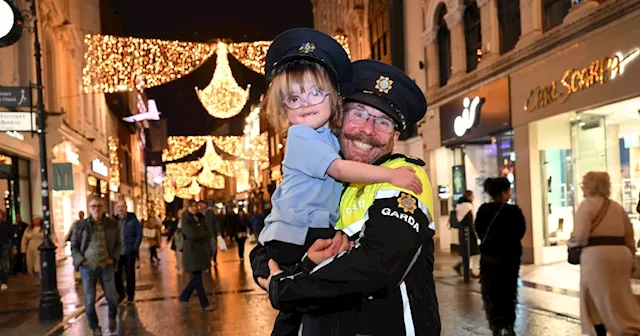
[{"x1": 262, "y1": 59, "x2": 441, "y2": 335}]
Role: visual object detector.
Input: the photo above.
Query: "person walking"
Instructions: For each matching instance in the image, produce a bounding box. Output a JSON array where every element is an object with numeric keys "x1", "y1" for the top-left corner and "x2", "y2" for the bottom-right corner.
[
  {"x1": 475, "y1": 177, "x2": 526, "y2": 336},
  {"x1": 21, "y1": 216, "x2": 45, "y2": 283},
  {"x1": 235, "y1": 210, "x2": 250, "y2": 261},
  {"x1": 11, "y1": 213, "x2": 28, "y2": 274},
  {"x1": 0, "y1": 210, "x2": 12, "y2": 291},
  {"x1": 114, "y1": 201, "x2": 142, "y2": 303},
  {"x1": 452, "y1": 190, "x2": 480, "y2": 277},
  {"x1": 171, "y1": 209, "x2": 185, "y2": 274},
  {"x1": 143, "y1": 217, "x2": 162, "y2": 264},
  {"x1": 65, "y1": 211, "x2": 87, "y2": 283},
  {"x1": 198, "y1": 202, "x2": 221, "y2": 266},
  {"x1": 569, "y1": 172, "x2": 640, "y2": 336},
  {"x1": 179, "y1": 200, "x2": 213, "y2": 311},
  {"x1": 71, "y1": 197, "x2": 121, "y2": 335}
]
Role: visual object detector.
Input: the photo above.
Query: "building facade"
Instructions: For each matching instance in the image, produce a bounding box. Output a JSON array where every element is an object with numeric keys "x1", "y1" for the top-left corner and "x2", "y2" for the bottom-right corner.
[{"x1": 416, "y1": 0, "x2": 640, "y2": 264}]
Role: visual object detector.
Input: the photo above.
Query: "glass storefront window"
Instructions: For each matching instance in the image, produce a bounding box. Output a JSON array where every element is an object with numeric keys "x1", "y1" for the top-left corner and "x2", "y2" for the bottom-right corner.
[{"x1": 536, "y1": 97, "x2": 640, "y2": 248}]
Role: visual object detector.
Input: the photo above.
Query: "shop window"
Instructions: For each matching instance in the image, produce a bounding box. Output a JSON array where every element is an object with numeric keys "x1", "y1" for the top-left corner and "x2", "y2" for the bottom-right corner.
[
  {"x1": 436, "y1": 5, "x2": 451, "y2": 87},
  {"x1": 543, "y1": 0, "x2": 571, "y2": 31},
  {"x1": 497, "y1": 0, "x2": 521, "y2": 54},
  {"x1": 464, "y1": 0, "x2": 482, "y2": 72},
  {"x1": 369, "y1": 4, "x2": 390, "y2": 63}
]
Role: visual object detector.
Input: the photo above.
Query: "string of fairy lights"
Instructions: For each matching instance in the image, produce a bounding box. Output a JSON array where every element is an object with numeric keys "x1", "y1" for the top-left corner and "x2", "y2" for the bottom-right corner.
[{"x1": 83, "y1": 33, "x2": 351, "y2": 200}]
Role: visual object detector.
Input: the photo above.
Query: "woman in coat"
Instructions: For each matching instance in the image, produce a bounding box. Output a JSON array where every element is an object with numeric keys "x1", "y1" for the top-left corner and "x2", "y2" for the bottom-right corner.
[
  {"x1": 143, "y1": 217, "x2": 162, "y2": 264},
  {"x1": 178, "y1": 200, "x2": 213, "y2": 311},
  {"x1": 475, "y1": 178, "x2": 526, "y2": 336},
  {"x1": 171, "y1": 209, "x2": 185, "y2": 274},
  {"x1": 453, "y1": 190, "x2": 480, "y2": 277},
  {"x1": 21, "y1": 216, "x2": 45, "y2": 281},
  {"x1": 569, "y1": 172, "x2": 640, "y2": 336}
]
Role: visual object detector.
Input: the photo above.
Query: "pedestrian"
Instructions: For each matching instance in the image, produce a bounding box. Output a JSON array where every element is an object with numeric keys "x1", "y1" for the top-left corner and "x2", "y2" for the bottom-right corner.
[
  {"x1": 21, "y1": 216, "x2": 45, "y2": 283},
  {"x1": 258, "y1": 58, "x2": 440, "y2": 335},
  {"x1": 249, "y1": 209, "x2": 263, "y2": 241},
  {"x1": 65, "y1": 211, "x2": 86, "y2": 283},
  {"x1": 198, "y1": 202, "x2": 221, "y2": 266},
  {"x1": 143, "y1": 217, "x2": 162, "y2": 264},
  {"x1": 0, "y1": 209, "x2": 12, "y2": 291},
  {"x1": 235, "y1": 210, "x2": 250, "y2": 261},
  {"x1": 171, "y1": 209, "x2": 185, "y2": 274},
  {"x1": 11, "y1": 213, "x2": 28, "y2": 274},
  {"x1": 179, "y1": 200, "x2": 213, "y2": 311},
  {"x1": 70, "y1": 197, "x2": 121, "y2": 335},
  {"x1": 452, "y1": 190, "x2": 480, "y2": 277},
  {"x1": 568, "y1": 172, "x2": 640, "y2": 336},
  {"x1": 250, "y1": 28, "x2": 421, "y2": 335},
  {"x1": 475, "y1": 177, "x2": 526, "y2": 336},
  {"x1": 114, "y1": 201, "x2": 142, "y2": 303}
]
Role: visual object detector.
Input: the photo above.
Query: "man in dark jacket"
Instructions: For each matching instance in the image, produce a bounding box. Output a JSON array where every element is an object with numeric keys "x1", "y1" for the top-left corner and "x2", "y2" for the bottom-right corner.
[
  {"x1": 114, "y1": 200, "x2": 142, "y2": 303},
  {"x1": 198, "y1": 202, "x2": 221, "y2": 266},
  {"x1": 11, "y1": 213, "x2": 28, "y2": 274},
  {"x1": 71, "y1": 197, "x2": 121, "y2": 335}
]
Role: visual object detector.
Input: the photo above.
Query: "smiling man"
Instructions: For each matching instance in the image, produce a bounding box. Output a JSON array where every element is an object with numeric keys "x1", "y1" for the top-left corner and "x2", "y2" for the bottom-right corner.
[{"x1": 261, "y1": 59, "x2": 441, "y2": 336}]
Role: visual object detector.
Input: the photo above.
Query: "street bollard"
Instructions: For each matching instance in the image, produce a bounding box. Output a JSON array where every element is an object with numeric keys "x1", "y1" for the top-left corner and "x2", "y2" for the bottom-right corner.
[{"x1": 461, "y1": 227, "x2": 471, "y2": 283}]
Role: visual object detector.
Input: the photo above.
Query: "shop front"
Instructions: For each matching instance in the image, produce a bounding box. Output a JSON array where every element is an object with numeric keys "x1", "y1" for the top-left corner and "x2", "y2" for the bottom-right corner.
[
  {"x1": 510, "y1": 12, "x2": 640, "y2": 264},
  {"x1": 431, "y1": 77, "x2": 513, "y2": 251}
]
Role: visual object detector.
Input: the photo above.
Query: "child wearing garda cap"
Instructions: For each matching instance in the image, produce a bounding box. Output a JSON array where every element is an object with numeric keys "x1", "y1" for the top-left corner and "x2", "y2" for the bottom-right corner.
[{"x1": 250, "y1": 28, "x2": 422, "y2": 332}]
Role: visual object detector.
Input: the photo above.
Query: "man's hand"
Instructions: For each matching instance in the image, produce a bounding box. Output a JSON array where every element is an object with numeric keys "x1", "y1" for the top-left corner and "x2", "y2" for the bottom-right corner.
[
  {"x1": 257, "y1": 259, "x2": 281, "y2": 292},
  {"x1": 390, "y1": 166, "x2": 423, "y2": 194},
  {"x1": 307, "y1": 231, "x2": 354, "y2": 265}
]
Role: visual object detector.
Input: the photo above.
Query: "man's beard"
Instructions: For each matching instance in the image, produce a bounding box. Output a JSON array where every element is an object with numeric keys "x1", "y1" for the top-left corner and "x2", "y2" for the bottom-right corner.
[{"x1": 341, "y1": 132, "x2": 394, "y2": 163}]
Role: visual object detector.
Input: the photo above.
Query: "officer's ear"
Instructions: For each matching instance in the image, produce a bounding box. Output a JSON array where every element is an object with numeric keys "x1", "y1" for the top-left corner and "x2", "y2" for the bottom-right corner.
[{"x1": 393, "y1": 130, "x2": 400, "y2": 142}]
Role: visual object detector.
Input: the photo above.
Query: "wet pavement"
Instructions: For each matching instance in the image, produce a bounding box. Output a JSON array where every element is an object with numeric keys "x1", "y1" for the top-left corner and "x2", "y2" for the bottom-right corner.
[{"x1": 0, "y1": 239, "x2": 583, "y2": 335}]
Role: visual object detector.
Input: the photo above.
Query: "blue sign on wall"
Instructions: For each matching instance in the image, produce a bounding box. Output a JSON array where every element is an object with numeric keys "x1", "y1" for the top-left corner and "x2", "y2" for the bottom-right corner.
[{"x1": 52, "y1": 163, "x2": 74, "y2": 191}]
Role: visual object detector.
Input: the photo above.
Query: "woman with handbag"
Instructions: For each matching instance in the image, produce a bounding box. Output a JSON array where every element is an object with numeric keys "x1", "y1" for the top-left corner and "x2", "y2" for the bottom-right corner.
[
  {"x1": 568, "y1": 172, "x2": 640, "y2": 336},
  {"x1": 475, "y1": 177, "x2": 526, "y2": 336}
]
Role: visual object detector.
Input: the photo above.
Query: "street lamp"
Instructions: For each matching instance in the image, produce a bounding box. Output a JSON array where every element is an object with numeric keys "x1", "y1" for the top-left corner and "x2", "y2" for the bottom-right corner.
[{"x1": 0, "y1": 0, "x2": 63, "y2": 321}]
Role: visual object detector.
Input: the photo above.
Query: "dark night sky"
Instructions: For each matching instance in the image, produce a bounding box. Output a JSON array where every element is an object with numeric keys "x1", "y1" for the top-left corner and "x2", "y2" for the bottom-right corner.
[{"x1": 102, "y1": 0, "x2": 314, "y2": 136}]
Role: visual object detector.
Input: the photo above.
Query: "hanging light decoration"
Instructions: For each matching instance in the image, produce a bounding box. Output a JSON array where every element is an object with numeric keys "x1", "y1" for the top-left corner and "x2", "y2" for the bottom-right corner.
[
  {"x1": 198, "y1": 167, "x2": 225, "y2": 189},
  {"x1": 175, "y1": 187, "x2": 194, "y2": 200},
  {"x1": 163, "y1": 178, "x2": 176, "y2": 203},
  {"x1": 195, "y1": 42, "x2": 251, "y2": 119},
  {"x1": 166, "y1": 161, "x2": 203, "y2": 187},
  {"x1": 188, "y1": 177, "x2": 201, "y2": 196}
]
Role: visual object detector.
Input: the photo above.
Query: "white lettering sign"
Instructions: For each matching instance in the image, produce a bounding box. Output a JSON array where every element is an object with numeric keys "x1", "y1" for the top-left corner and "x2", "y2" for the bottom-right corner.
[
  {"x1": 5, "y1": 131, "x2": 23, "y2": 140},
  {"x1": 91, "y1": 158, "x2": 108, "y2": 177},
  {"x1": 0, "y1": 112, "x2": 36, "y2": 132},
  {"x1": 381, "y1": 207, "x2": 419, "y2": 232},
  {"x1": 453, "y1": 97, "x2": 484, "y2": 137}
]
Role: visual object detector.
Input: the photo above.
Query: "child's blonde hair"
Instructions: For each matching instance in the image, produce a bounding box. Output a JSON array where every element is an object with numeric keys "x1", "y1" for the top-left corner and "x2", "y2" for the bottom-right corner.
[{"x1": 263, "y1": 60, "x2": 343, "y2": 138}]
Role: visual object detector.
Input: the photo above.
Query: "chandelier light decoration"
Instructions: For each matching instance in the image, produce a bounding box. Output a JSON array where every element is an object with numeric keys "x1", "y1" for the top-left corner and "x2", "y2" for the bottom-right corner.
[
  {"x1": 195, "y1": 42, "x2": 251, "y2": 119},
  {"x1": 197, "y1": 168, "x2": 225, "y2": 189},
  {"x1": 165, "y1": 134, "x2": 267, "y2": 163},
  {"x1": 166, "y1": 161, "x2": 203, "y2": 187},
  {"x1": 82, "y1": 34, "x2": 215, "y2": 93},
  {"x1": 175, "y1": 186, "x2": 195, "y2": 200},
  {"x1": 82, "y1": 34, "x2": 350, "y2": 93},
  {"x1": 163, "y1": 178, "x2": 176, "y2": 203}
]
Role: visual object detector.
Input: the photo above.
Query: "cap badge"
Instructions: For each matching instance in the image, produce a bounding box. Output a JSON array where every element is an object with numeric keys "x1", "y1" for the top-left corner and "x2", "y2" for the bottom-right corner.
[
  {"x1": 397, "y1": 193, "x2": 417, "y2": 214},
  {"x1": 375, "y1": 76, "x2": 393, "y2": 94},
  {"x1": 299, "y1": 42, "x2": 316, "y2": 54}
]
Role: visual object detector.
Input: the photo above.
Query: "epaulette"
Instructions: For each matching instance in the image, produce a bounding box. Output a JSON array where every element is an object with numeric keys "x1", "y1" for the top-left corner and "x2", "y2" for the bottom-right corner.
[{"x1": 388, "y1": 153, "x2": 425, "y2": 166}]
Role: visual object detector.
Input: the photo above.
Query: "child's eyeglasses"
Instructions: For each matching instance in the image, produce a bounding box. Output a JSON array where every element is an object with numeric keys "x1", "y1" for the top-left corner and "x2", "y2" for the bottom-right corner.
[{"x1": 282, "y1": 90, "x2": 330, "y2": 110}]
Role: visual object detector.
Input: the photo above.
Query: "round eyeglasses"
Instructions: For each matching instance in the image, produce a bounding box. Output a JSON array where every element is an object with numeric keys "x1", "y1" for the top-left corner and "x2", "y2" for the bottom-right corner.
[
  {"x1": 345, "y1": 108, "x2": 396, "y2": 133},
  {"x1": 282, "y1": 89, "x2": 330, "y2": 110}
]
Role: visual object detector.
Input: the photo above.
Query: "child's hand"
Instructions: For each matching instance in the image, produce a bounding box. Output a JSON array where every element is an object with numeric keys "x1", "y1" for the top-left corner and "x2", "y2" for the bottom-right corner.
[{"x1": 390, "y1": 167, "x2": 423, "y2": 194}]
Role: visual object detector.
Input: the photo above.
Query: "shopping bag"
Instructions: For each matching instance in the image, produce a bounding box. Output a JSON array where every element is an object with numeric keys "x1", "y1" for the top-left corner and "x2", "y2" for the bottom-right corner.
[{"x1": 217, "y1": 235, "x2": 228, "y2": 252}]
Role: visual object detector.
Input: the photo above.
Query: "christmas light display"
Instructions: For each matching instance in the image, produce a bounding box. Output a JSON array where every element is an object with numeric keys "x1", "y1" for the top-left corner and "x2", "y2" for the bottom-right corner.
[
  {"x1": 108, "y1": 136, "x2": 120, "y2": 191},
  {"x1": 195, "y1": 42, "x2": 251, "y2": 119},
  {"x1": 162, "y1": 136, "x2": 208, "y2": 162}
]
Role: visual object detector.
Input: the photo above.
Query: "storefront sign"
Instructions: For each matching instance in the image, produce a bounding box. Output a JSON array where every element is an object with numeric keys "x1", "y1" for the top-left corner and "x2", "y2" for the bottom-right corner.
[
  {"x1": 453, "y1": 96, "x2": 484, "y2": 137},
  {"x1": 437, "y1": 185, "x2": 450, "y2": 199},
  {"x1": 0, "y1": 87, "x2": 31, "y2": 107},
  {"x1": 440, "y1": 77, "x2": 511, "y2": 146},
  {"x1": 5, "y1": 131, "x2": 23, "y2": 140},
  {"x1": 525, "y1": 48, "x2": 640, "y2": 112},
  {"x1": 52, "y1": 163, "x2": 74, "y2": 191},
  {"x1": 91, "y1": 158, "x2": 108, "y2": 177},
  {"x1": 0, "y1": 112, "x2": 35, "y2": 131}
]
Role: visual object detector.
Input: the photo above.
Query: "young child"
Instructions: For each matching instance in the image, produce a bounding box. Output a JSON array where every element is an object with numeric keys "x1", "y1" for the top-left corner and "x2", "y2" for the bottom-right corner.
[{"x1": 251, "y1": 25, "x2": 421, "y2": 293}]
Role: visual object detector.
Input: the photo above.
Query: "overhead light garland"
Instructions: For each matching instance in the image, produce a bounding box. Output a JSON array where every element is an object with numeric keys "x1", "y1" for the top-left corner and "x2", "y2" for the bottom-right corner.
[
  {"x1": 83, "y1": 34, "x2": 350, "y2": 93},
  {"x1": 166, "y1": 161, "x2": 203, "y2": 187},
  {"x1": 188, "y1": 177, "x2": 201, "y2": 196},
  {"x1": 163, "y1": 178, "x2": 176, "y2": 203},
  {"x1": 197, "y1": 167, "x2": 225, "y2": 189},
  {"x1": 82, "y1": 34, "x2": 215, "y2": 93},
  {"x1": 175, "y1": 186, "x2": 195, "y2": 200},
  {"x1": 199, "y1": 139, "x2": 246, "y2": 177},
  {"x1": 195, "y1": 41, "x2": 251, "y2": 119},
  {"x1": 162, "y1": 136, "x2": 208, "y2": 162}
]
